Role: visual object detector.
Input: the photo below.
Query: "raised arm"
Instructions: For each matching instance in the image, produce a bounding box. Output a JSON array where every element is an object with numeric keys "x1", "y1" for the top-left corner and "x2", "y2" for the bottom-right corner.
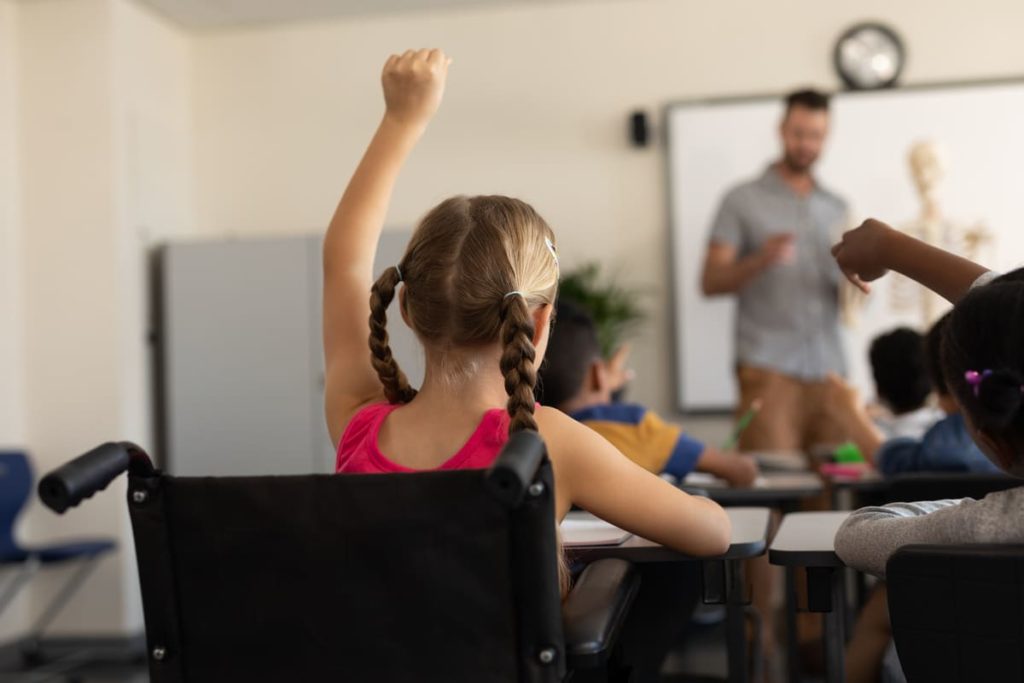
[
  {"x1": 322, "y1": 49, "x2": 451, "y2": 447},
  {"x1": 831, "y1": 219, "x2": 990, "y2": 302},
  {"x1": 538, "y1": 407, "x2": 732, "y2": 557}
]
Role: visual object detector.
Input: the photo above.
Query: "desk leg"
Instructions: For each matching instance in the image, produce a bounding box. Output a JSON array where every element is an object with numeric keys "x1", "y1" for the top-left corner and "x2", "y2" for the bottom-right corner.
[
  {"x1": 784, "y1": 567, "x2": 799, "y2": 683},
  {"x1": 818, "y1": 567, "x2": 847, "y2": 683},
  {"x1": 724, "y1": 559, "x2": 748, "y2": 683},
  {"x1": 806, "y1": 565, "x2": 847, "y2": 683}
]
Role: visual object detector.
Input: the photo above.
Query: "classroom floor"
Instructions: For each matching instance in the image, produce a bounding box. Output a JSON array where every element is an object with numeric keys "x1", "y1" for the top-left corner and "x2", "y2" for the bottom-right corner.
[{"x1": 0, "y1": 639, "x2": 147, "y2": 683}]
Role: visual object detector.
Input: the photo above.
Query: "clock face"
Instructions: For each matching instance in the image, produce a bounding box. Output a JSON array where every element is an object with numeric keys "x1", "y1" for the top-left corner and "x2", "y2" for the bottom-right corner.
[{"x1": 835, "y1": 23, "x2": 905, "y2": 90}]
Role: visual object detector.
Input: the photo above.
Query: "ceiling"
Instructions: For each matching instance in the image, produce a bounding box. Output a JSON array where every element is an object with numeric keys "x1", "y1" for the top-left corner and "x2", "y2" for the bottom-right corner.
[{"x1": 135, "y1": 0, "x2": 577, "y2": 28}]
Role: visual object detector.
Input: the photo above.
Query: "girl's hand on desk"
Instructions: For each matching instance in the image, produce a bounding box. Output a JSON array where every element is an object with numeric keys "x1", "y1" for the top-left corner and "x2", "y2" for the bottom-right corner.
[{"x1": 382, "y1": 48, "x2": 452, "y2": 130}]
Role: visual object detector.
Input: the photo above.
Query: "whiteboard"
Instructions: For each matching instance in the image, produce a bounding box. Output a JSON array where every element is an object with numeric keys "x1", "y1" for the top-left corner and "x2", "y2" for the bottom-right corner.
[{"x1": 667, "y1": 80, "x2": 1024, "y2": 412}]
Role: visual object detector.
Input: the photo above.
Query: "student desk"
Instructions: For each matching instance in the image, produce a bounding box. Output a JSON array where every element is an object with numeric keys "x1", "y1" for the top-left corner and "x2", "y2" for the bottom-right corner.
[
  {"x1": 686, "y1": 471, "x2": 824, "y2": 511},
  {"x1": 564, "y1": 507, "x2": 771, "y2": 683},
  {"x1": 824, "y1": 469, "x2": 888, "y2": 509},
  {"x1": 769, "y1": 511, "x2": 851, "y2": 683}
]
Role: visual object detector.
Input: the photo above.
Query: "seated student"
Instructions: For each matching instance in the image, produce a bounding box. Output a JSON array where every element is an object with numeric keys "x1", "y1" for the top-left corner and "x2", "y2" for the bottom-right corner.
[
  {"x1": 830, "y1": 218, "x2": 1024, "y2": 683},
  {"x1": 824, "y1": 313, "x2": 1000, "y2": 475},
  {"x1": 538, "y1": 298, "x2": 759, "y2": 487},
  {"x1": 322, "y1": 49, "x2": 731, "y2": 604},
  {"x1": 866, "y1": 327, "x2": 943, "y2": 439}
]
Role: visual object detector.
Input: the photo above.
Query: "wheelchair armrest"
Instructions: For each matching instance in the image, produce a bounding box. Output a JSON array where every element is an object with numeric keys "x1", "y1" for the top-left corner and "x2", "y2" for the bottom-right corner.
[{"x1": 562, "y1": 558, "x2": 640, "y2": 669}]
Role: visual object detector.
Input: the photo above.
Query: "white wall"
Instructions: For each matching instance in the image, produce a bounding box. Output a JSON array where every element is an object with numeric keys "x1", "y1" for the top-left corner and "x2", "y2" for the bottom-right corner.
[
  {"x1": 17, "y1": 0, "x2": 131, "y2": 637},
  {"x1": 190, "y1": 0, "x2": 1024, "y2": 418},
  {"x1": 0, "y1": 0, "x2": 21, "y2": 447},
  {"x1": 5, "y1": 0, "x2": 192, "y2": 640},
  {"x1": 0, "y1": 1, "x2": 21, "y2": 447},
  {"x1": 111, "y1": 0, "x2": 196, "y2": 630},
  {"x1": 0, "y1": 0, "x2": 26, "y2": 644}
]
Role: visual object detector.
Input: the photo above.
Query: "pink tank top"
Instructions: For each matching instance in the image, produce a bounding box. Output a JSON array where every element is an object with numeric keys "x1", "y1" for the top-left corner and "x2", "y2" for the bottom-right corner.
[{"x1": 336, "y1": 402, "x2": 511, "y2": 473}]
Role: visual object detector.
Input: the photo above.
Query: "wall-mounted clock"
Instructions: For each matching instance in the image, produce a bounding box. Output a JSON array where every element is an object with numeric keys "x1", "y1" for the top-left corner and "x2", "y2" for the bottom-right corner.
[{"x1": 834, "y1": 23, "x2": 905, "y2": 90}]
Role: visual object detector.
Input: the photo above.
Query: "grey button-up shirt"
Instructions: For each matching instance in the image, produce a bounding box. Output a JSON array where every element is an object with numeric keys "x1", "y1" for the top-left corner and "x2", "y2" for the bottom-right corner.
[{"x1": 710, "y1": 165, "x2": 848, "y2": 380}]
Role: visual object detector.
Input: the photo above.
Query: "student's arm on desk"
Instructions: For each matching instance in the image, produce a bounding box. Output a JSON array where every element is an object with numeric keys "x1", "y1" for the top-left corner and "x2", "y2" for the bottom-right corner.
[
  {"x1": 538, "y1": 407, "x2": 732, "y2": 556},
  {"x1": 835, "y1": 488, "x2": 1024, "y2": 577},
  {"x1": 641, "y1": 412, "x2": 759, "y2": 487},
  {"x1": 696, "y1": 447, "x2": 760, "y2": 487}
]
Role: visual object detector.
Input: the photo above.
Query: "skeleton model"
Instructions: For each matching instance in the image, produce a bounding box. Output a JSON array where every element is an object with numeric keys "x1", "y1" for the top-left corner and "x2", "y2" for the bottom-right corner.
[{"x1": 891, "y1": 141, "x2": 991, "y2": 325}]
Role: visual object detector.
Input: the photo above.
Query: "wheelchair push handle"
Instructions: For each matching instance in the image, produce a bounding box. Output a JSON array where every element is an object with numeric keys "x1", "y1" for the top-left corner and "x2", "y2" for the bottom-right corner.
[
  {"x1": 38, "y1": 441, "x2": 152, "y2": 514},
  {"x1": 486, "y1": 430, "x2": 547, "y2": 507}
]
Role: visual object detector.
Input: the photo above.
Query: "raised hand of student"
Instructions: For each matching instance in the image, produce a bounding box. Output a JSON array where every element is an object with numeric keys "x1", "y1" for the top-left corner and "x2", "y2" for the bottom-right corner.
[
  {"x1": 832, "y1": 217, "x2": 990, "y2": 302},
  {"x1": 831, "y1": 219, "x2": 894, "y2": 293},
  {"x1": 605, "y1": 344, "x2": 636, "y2": 394},
  {"x1": 382, "y1": 49, "x2": 452, "y2": 130},
  {"x1": 322, "y1": 49, "x2": 452, "y2": 447}
]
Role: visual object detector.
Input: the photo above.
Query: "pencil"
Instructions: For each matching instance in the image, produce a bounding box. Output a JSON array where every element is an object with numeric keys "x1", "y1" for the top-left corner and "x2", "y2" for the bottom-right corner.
[{"x1": 722, "y1": 399, "x2": 762, "y2": 450}]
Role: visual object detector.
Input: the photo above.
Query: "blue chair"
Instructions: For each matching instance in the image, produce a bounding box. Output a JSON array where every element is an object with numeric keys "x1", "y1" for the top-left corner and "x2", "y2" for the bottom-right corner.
[{"x1": 0, "y1": 450, "x2": 116, "y2": 658}]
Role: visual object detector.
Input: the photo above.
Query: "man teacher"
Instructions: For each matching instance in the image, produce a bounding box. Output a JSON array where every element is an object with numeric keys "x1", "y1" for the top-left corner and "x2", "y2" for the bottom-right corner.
[{"x1": 702, "y1": 89, "x2": 850, "y2": 452}]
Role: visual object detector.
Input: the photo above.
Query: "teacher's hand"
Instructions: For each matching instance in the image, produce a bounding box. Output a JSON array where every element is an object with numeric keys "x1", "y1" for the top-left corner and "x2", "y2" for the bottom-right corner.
[{"x1": 757, "y1": 233, "x2": 796, "y2": 267}]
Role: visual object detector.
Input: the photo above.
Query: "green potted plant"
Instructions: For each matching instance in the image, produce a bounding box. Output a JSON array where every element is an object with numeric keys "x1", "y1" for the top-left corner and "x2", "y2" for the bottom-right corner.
[{"x1": 557, "y1": 262, "x2": 646, "y2": 357}]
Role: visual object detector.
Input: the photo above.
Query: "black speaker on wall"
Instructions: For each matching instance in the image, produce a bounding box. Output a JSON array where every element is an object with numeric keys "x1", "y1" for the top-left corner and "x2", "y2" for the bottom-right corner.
[{"x1": 629, "y1": 110, "x2": 650, "y2": 148}]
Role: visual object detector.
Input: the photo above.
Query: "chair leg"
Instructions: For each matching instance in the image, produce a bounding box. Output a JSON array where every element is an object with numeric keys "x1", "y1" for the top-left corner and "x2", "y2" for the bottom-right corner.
[
  {"x1": 0, "y1": 557, "x2": 41, "y2": 619},
  {"x1": 21, "y1": 554, "x2": 104, "y2": 659},
  {"x1": 746, "y1": 604, "x2": 763, "y2": 683}
]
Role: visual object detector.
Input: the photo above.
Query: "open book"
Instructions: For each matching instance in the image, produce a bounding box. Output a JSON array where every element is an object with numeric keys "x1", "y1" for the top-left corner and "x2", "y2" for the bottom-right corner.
[{"x1": 560, "y1": 511, "x2": 631, "y2": 547}]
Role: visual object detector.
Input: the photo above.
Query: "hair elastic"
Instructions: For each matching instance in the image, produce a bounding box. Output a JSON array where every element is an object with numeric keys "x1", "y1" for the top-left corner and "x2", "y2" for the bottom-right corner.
[
  {"x1": 503, "y1": 291, "x2": 527, "y2": 300},
  {"x1": 964, "y1": 369, "x2": 993, "y2": 397},
  {"x1": 963, "y1": 369, "x2": 1024, "y2": 398},
  {"x1": 394, "y1": 264, "x2": 403, "y2": 282},
  {"x1": 545, "y1": 237, "x2": 559, "y2": 268}
]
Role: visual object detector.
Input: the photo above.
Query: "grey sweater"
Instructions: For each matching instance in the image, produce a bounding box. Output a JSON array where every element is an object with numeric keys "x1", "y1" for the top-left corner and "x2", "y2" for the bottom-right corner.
[{"x1": 834, "y1": 485, "x2": 1024, "y2": 577}]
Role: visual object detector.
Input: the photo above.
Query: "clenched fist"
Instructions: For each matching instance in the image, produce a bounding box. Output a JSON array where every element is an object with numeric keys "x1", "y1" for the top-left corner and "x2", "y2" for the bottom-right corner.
[{"x1": 382, "y1": 48, "x2": 452, "y2": 129}]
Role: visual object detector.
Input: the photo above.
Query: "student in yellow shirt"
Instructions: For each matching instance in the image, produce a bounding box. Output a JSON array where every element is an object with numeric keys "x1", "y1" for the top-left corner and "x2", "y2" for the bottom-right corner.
[{"x1": 538, "y1": 299, "x2": 758, "y2": 486}]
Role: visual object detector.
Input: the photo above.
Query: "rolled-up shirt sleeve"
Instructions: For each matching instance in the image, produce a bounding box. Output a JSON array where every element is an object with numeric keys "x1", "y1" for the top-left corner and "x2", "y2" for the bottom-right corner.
[{"x1": 709, "y1": 190, "x2": 743, "y2": 248}]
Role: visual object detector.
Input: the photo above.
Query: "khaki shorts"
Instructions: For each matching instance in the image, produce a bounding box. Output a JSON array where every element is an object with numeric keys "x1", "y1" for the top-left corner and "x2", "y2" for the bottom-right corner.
[{"x1": 735, "y1": 364, "x2": 845, "y2": 452}]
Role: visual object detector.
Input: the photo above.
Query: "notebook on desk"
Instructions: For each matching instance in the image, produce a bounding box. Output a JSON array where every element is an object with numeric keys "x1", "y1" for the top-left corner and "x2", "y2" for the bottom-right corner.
[
  {"x1": 749, "y1": 450, "x2": 808, "y2": 472},
  {"x1": 684, "y1": 472, "x2": 769, "y2": 489},
  {"x1": 560, "y1": 511, "x2": 632, "y2": 547}
]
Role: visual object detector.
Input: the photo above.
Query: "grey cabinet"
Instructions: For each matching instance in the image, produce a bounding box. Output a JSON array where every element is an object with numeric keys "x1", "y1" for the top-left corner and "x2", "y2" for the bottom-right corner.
[{"x1": 156, "y1": 232, "x2": 419, "y2": 476}]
